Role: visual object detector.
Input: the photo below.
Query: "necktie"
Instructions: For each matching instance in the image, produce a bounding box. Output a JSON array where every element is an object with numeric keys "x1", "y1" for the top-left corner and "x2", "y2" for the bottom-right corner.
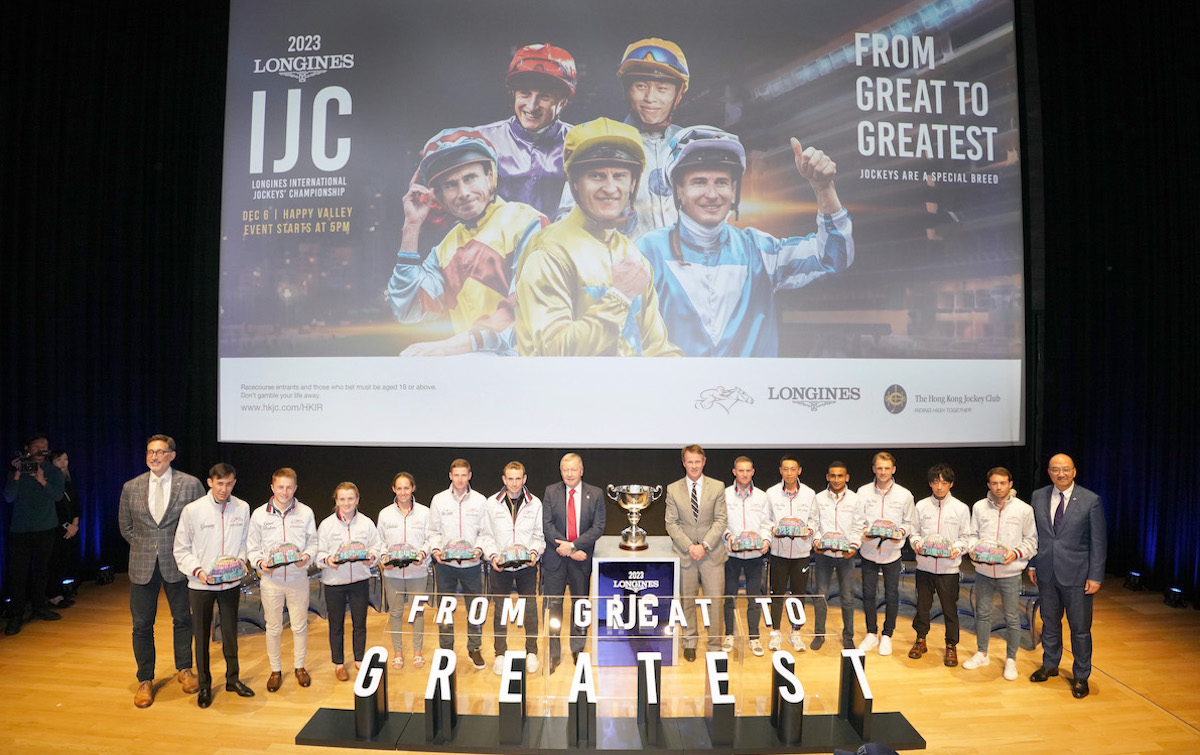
[
  {"x1": 151, "y1": 477, "x2": 165, "y2": 524},
  {"x1": 1053, "y1": 491, "x2": 1065, "y2": 535},
  {"x1": 691, "y1": 481, "x2": 700, "y2": 520},
  {"x1": 567, "y1": 488, "x2": 578, "y2": 542}
]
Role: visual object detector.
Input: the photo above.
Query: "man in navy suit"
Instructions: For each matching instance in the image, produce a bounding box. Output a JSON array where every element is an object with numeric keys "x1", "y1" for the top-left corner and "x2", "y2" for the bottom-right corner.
[
  {"x1": 542, "y1": 452, "x2": 606, "y2": 674},
  {"x1": 1028, "y1": 453, "x2": 1107, "y2": 698}
]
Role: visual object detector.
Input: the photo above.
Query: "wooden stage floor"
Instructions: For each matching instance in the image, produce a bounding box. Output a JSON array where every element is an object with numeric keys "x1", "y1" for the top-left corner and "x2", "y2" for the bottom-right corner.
[{"x1": 1, "y1": 575, "x2": 1197, "y2": 754}]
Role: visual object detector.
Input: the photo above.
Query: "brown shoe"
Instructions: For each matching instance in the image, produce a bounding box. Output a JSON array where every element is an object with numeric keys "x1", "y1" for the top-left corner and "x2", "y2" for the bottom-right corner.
[
  {"x1": 908, "y1": 638, "x2": 928, "y2": 659},
  {"x1": 294, "y1": 667, "x2": 311, "y2": 687},
  {"x1": 134, "y1": 681, "x2": 155, "y2": 708},
  {"x1": 334, "y1": 664, "x2": 350, "y2": 682},
  {"x1": 267, "y1": 671, "x2": 283, "y2": 693},
  {"x1": 177, "y1": 669, "x2": 199, "y2": 694},
  {"x1": 944, "y1": 644, "x2": 959, "y2": 667}
]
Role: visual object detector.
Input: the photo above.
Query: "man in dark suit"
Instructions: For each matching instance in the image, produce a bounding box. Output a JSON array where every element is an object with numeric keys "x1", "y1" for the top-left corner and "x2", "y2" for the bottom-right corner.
[
  {"x1": 664, "y1": 444, "x2": 728, "y2": 660},
  {"x1": 118, "y1": 434, "x2": 205, "y2": 708},
  {"x1": 542, "y1": 452, "x2": 605, "y2": 674},
  {"x1": 1028, "y1": 453, "x2": 1107, "y2": 699}
]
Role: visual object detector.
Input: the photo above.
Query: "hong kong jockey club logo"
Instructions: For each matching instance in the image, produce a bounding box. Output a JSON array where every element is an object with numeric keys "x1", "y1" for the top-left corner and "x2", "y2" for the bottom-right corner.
[
  {"x1": 694, "y1": 386, "x2": 754, "y2": 413},
  {"x1": 884, "y1": 384, "x2": 908, "y2": 414}
]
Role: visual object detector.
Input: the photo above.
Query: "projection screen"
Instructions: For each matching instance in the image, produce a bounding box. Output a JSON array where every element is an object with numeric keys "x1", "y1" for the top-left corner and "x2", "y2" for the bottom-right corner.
[{"x1": 219, "y1": 0, "x2": 1026, "y2": 448}]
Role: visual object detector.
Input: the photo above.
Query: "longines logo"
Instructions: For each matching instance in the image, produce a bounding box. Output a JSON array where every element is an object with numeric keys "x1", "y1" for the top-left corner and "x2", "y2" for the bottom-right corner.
[
  {"x1": 695, "y1": 386, "x2": 754, "y2": 413},
  {"x1": 884, "y1": 384, "x2": 908, "y2": 414},
  {"x1": 767, "y1": 386, "x2": 860, "y2": 411},
  {"x1": 252, "y1": 34, "x2": 355, "y2": 83}
]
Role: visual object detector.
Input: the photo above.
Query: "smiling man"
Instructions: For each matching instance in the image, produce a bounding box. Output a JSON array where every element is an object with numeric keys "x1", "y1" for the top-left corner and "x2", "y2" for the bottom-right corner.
[
  {"x1": 388, "y1": 129, "x2": 547, "y2": 356},
  {"x1": 638, "y1": 126, "x2": 854, "y2": 357},
  {"x1": 515, "y1": 117, "x2": 680, "y2": 356},
  {"x1": 476, "y1": 43, "x2": 576, "y2": 218}
]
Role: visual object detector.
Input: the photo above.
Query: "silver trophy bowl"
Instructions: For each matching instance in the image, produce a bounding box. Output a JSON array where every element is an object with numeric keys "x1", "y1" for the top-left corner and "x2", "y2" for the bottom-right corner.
[{"x1": 607, "y1": 484, "x2": 663, "y2": 551}]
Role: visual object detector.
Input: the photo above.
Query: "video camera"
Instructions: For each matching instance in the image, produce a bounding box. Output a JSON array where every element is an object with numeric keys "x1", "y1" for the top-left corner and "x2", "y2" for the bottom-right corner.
[{"x1": 16, "y1": 450, "x2": 45, "y2": 476}]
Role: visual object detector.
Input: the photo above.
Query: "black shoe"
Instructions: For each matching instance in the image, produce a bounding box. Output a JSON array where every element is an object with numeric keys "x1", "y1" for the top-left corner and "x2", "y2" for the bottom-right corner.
[
  {"x1": 810, "y1": 636, "x2": 825, "y2": 650},
  {"x1": 1030, "y1": 666, "x2": 1059, "y2": 683},
  {"x1": 548, "y1": 656, "x2": 561, "y2": 675},
  {"x1": 683, "y1": 648, "x2": 696, "y2": 662},
  {"x1": 225, "y1": 680, "x2": 255, "y2": 697},
  {"x1": 4, "y1": 620, "x2": 20, "y2": 636},
  {"x1": 1071, "y1": 678, "x2": 1090, "y2": 699},
  {"x1": 33, "y1": 608, "x2": 62, "y2": 621},
  {"x1": 842, "y1": 638, "x2": 855, "y2": 649},
  {"x1": 469, "y1": 649, "x2": 486, "y2": 670},
  {"x1": 197, "y1": 688, "x2": 213, "y2": 708}
]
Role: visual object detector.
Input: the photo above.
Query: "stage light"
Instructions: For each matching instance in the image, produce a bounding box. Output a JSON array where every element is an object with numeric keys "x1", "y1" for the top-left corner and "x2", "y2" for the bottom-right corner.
[
  {"x1": 97, "y1": 566, "x2": 115, "y2": 585},
  {"x1": 1164, "y1": 587, "x2": 1186, "y2": 608},
  {"x1": 61, "y1": 578, "x2": 78, "y2": 599},
  {"x1": 1123, "y1": 571, "x2": 1144, "y2": 591}
]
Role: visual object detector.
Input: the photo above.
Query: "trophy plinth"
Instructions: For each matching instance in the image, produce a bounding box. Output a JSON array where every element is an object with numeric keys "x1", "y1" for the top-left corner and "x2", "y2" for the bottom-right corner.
[{"x1": 607, "y1": 484, "x2": 663, "y2": 551}]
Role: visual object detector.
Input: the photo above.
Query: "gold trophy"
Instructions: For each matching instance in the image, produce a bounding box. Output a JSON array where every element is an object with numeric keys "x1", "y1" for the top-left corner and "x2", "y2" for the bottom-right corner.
[{"x1": 607, "y1": 484, "x2": 662, "y2": 551}]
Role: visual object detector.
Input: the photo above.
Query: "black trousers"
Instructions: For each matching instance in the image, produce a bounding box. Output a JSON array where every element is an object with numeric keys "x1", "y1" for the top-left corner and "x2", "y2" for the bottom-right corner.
[
  {"x1": 913, "y1": 570, "x2": 961, "y2": 644},
  {"x1": 190, "y1": 586, "x2": 240, "y2": 688},
  {"x1": 490, "y1": 566, "x2": 539, "y2": 654},
  {"x1": 6, "y1": 528, "x2": 56, "y2": 617},
  {"x1": 723, "y1": 555, "x2": 767, "y2": 639},
  {"x1": 543, "y1": 559, "x2": 590, "y2": 659},
  {"x1": 325, "y1": 579, "x2": 370, "y2": 664},
  {"x1": 768, "y1": 554, "x2": 811, "y2": 630}
]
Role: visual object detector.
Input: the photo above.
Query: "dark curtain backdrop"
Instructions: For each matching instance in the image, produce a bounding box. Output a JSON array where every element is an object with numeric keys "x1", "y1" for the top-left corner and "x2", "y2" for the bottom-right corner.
[{"x1": 3, "y1": 2, "x2": 1197, "y2": 598}]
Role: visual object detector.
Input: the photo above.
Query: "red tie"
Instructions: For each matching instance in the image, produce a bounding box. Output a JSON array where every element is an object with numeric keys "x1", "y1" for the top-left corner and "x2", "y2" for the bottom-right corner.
[{"x1": 567, "y1": 488, "x2": 578, "y2": 542}]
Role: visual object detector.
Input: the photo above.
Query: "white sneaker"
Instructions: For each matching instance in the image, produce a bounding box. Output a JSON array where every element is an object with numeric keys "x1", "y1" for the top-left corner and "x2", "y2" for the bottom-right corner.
[
  {"x1": 1004, "y1": 658, "x2": 1018, "y2": 681},
  {"x1": 962, "y1": 652, "x2": 990, "y2": 670},
  {"x1": 790, "y1": 630, "x2": 806, "y2": 652},
  {"x1": 526, "y1": 653, "x2": 540, "y2": 674},
  {"x1": 722, "y1": 635, "x2": 735, "y2": 652},
  {"x1": 768, "y1": 631, "x2": 783, "y2": 651},
  {"x1": 749, "y1": 639, "x2": 765, "y2": 657},
  {"x1": 493, "y1": 656, "x2": 506, "y2": 676},
  {"x1": 878, "y1": 635, "x2": 892, "y2": 656},
  {"x1": 858, "y1": 633, "x2": 879, "y2": 652}
]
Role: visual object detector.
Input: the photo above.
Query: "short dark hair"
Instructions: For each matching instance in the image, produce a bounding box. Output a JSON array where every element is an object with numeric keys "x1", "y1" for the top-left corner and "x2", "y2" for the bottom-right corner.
[
  {"x1": 987, "y1": 466, "x2": 1012, "y2": 482},
  {"x1": 927, "y1": 463, "x2": 955, "y2": 483},
  {"x1": 208, "y1": 462, "x2": 237, "y2": 480},
  {"x1": 779, "y1": 454, "x2": 800, "y2": 467},
  {"x1": 147, "y1": 434, "x2": 176, "y2": 452},
  {"x1": 23, "y1": 433, "x2": 49, "y2": 451},
  {"x1": 828, "y1": 460, "x2": 848, "y2": 473}
]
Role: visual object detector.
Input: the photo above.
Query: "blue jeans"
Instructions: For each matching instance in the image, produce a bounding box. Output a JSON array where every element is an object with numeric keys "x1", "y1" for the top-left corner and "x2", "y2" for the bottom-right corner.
[
  {"x1": 973, "y1": 574, "x2": 1022, "y2": 659},
  {"x1": 813, "y1": 553, "x2": 857, "y2": 643},
  {"x1": 861, "y1": 558, "x2": 902, "y2": 636}
]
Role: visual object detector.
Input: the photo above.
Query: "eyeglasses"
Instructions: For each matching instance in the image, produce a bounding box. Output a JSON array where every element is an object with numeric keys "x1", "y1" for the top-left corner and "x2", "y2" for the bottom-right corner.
[
  {"x1": 147, "y1": 449, "x2": 173, "y2": 457},
  {"x1": 1048, "y1": 467, "x2": 1074, "y2": 474}
]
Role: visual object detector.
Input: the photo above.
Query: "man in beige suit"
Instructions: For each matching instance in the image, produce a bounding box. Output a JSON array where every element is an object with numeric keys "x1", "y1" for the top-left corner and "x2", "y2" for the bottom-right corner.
[{"x1": 664, "y1": 444, "x2": 728, "y2": 661}]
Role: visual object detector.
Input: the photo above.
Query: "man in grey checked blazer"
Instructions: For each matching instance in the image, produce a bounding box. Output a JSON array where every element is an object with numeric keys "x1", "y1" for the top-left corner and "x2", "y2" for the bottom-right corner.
[{"x1": 118, "y1": 434, "x2": 205, "y2": 708}]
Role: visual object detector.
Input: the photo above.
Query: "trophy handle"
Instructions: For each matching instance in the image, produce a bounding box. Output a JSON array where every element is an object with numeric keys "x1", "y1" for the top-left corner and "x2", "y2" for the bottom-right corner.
[
  {"x1": 606, "y1": 484, "x2": 619, "y2": 501},
  {"x1": 650, "y1": 484, "x2": 663, "y2": 501}
]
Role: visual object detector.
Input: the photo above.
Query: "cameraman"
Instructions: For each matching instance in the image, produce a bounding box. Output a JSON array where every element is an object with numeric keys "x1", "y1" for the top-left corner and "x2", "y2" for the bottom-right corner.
[{"x1": 4, "y1": 433, "x2": 66, "y2": 635}]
